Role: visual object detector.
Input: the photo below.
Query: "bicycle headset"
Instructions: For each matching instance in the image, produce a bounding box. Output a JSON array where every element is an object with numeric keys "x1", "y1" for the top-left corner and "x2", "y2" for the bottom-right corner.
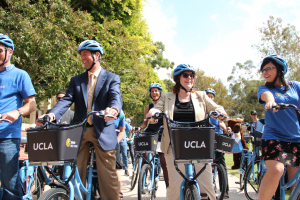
[
  {"x1": 205, "y1": 88, "x2": 216, "y2": 97},
  {"x1": 173, "y1": 64, "x2": 196, "y2": 93},
  {"x1": 260, "y1": 55, "x2": 288, "y2": 87},
  {"x1": 77, "y1": 40, "x2": 104, "y2": 72},
  {"x1": 0, "y1": 33, "x2": 14, "y2": 67}
]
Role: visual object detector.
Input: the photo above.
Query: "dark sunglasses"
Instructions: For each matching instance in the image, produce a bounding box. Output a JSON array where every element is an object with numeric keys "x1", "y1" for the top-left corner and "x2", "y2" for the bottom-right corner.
[
  {"x1": 182, "y1": 73, "x2": 195, "y2": 79},
  {"x1": 251, "y1": 113, "x2": 257, "y2": 116},
  {"x1": 56, "y1": 97, "x2": 62, "y2": 100}
]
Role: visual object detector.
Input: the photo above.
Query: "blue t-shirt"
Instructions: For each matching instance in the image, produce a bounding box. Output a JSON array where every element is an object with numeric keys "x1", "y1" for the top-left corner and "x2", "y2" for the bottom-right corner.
[
  {"x1": 210, "y1": 117, "x2": 223, "y2": 134},
  {"x1": 0, "y1": 65, "x2": 36, "y2": 139},
  {"x1": 114, "y1": 110, "x2": 126, "y2": 143},
  {"x1": 257, "y1": 81, "x2": 300, "y2": 142}
]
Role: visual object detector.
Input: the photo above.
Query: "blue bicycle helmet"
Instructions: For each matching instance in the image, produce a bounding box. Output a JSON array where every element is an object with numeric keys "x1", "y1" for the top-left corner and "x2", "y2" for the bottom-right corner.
[
  {"x1": 125, "y1": 118, "x2": 131, "y2": 123},
  {"x1": 205, "y1": 88, "x2": 216, "y2": 97},
  {"x1": 77, "y1": 40, "x2": 104, "y2": 55},
  {"x1": 148, "y1": 83, "x2": 163, "y2": 92},
  {"x1": 261, "y1": 55, "x2": 288, "y2": 75},
  {"x1": 0, "y1": 33, "x2": 14, "y2": 51},
  {"x1": 173, "y1": 64, "x2": 195, "y2": 80}
]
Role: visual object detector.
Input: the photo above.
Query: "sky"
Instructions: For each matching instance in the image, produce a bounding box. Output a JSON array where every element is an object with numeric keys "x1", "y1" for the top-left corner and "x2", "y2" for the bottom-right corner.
[{"x1": 142, "y1": 0, "x2": 300, "y2": 86}]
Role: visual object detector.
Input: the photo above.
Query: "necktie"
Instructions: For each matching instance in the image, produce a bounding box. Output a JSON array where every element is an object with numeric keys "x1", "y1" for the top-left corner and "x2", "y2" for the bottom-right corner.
[{"x1": 87, "y1": 74, "x2": 96, "y2": 125}]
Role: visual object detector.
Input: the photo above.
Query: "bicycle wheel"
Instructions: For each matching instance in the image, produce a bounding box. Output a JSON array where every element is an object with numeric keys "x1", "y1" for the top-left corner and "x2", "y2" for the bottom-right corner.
[
  {"x1": 138, "y1": 163, "x2": 155, "y2": 200},
  {"x1": 184, "y1": 183, "x2": 201, "y2": 200},
  {"x1": 244, "y1": 160, "x2": 263, "y2": 200},
  {"x1": 212, "y1": 163, "x2": 227, "y2": 200},
  {"x1": 130, "y1": 156, "x2": 140, "y2": 191},
  {"x1": 38, "y1": 188, "x2": 69, "y2": 200}
]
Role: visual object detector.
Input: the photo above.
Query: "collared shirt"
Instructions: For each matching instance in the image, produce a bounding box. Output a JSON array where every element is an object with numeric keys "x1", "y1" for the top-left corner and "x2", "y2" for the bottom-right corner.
[
  {"x1": 88, "y1": 67, "x2": 101, "y2": 88},
  {"x1": 0, "y1": 64, "x2": 13, "y2": 73}
]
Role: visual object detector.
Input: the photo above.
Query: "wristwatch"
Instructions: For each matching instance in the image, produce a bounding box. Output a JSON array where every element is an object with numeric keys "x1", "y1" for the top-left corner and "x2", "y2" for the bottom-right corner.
[{"x1": 17, "y1": 109, "x2": 23, "y2": 116}]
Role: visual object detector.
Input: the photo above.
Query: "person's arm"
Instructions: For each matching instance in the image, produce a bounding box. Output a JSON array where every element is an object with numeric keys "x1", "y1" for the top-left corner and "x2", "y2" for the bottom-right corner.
[
  {"x1": 260, "y1": 91, "x2": 278, "y2": 112},
  {"x1": 146, "y1": 93, "x2": 165, "y2": 122},
  {"x1": 2, "y1": 96, "x2": 36, "y2": 122},
  {"x1": 219, "y1": 121, "x2": 227, "y2": 133},
  {"x1": 140, "y1": 105, "x2": 150, "y2": 129},
  {"x1": 117, "y1": 126, "x2": 125, "y2": 143}
]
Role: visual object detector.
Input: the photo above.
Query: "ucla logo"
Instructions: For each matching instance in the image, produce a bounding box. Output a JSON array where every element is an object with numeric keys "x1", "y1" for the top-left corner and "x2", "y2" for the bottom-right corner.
[
  {"x1": 275, "y1": 93, "x2": 282, "y2": 97},
  {"x1": 184, "y1": 141, "x2": 206, "y2": 148},
  {"x1": 33, "y1": 142, "x2": 53, "y2": 150},
  {"x1": 66, "y1": 138, "x2": 71, "y2": 147},
  {"x1": 222, "y1": 142, "x2": 231, "y2": 147}
]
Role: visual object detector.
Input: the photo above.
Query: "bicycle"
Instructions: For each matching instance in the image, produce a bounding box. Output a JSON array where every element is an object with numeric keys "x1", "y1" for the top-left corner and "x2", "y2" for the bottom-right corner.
[
  {"x1": 245, "y1": 103, "x2": 300, "y2": 200},
  {"x1": 0, "y1": 116, "x2": 47, "y2": 200},
  {"x1": 27, "y1": 110, "x2": 115, "y2": 200},
  {"x1": 213, "y1": 132, "x2": 235, "y2": 199},
  {"x1": 133, "y1": 131, "x2": 161, "y2": 200},
  {"x1": 148, "y1": 111, "x2": 224, "y2": 200}
]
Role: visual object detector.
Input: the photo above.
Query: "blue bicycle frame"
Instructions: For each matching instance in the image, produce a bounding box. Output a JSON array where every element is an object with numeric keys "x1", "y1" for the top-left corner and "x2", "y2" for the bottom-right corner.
[{"x1": 179, "y1": 163, "x2": 202, "y2": 199}]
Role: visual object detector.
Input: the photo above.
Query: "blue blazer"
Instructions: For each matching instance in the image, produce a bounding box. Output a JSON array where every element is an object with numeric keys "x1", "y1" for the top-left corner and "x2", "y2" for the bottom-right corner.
[{"x1": 50, "y1": 69, "x2": 122, "y2": 151}]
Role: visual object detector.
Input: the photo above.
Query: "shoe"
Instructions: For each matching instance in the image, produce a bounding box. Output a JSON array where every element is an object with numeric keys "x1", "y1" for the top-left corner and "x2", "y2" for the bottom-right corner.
[
  {"x1": 224, "y1": 193, "x2": 229, "y2": 199},
  {"x1": 125, "y1": 170, "x2": 130, "y2": 176}
]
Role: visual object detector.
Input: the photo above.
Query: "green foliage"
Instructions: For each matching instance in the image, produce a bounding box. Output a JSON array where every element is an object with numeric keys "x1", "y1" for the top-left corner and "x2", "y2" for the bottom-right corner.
[
  {"x1": 146, "y1": 41, "x2": 175, "y2": 70},
  {"x1": 227, "y1": 60, "x2": 265, "y2": 122},
  {"x1": 193, "y1": 69, "x2": 233, "y2": 111},
  {"x1": 254, "y1": 16, "x2": 300, "y2": 81},
  {"x1": 0, "y1": 0, "x2": 96, "y2": 103},
  {"x1": 162, "y1": 79, "x2": 174, "y2": 92}
]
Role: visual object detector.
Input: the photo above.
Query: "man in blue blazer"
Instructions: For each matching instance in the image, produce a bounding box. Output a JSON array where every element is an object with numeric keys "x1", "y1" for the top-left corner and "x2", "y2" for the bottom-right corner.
[{"x1": 42, "y1": 40, "x2": 122, "y2": 199}]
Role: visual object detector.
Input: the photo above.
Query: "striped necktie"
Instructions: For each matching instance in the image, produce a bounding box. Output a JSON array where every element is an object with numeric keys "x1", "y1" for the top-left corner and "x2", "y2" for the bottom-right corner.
[{"x1": 87, "y1": 74, "x2": 96, "y2": 125}]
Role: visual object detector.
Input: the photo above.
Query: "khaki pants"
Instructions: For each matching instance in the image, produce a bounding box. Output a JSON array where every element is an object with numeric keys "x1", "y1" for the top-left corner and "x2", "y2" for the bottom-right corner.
[
  {"x1": 165, "y1": 147, "x2": 216, "y2": 200},
  {"x1": 77, "y1": 127, "x2": 119, "y2": 200}
]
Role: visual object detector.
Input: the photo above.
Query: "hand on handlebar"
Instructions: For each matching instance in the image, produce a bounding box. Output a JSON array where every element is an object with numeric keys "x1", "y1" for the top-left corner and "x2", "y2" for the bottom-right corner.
[
  {"x1": 0, "y1": 114, "x2": 13, "y2": 123},
  {"x1": 265, "y1": 102, "x2": 279, "y2": 112},
  {"x1": 145, "y1": 110, "x2": 160, "y2": 124},
  {"x1": 36, "y1": 114, "x2": 54, "y2": 126},
  {"x1": 104, "y1": 107, "x2": 118, "y2": 122}
]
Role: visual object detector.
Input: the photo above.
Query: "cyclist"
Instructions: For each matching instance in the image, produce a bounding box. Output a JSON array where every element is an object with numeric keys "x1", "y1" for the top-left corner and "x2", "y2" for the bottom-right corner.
[
  {"x1": 246, "y1": 110, "x2": 265, "y2": 134},
  {"x1": 115, "y1": 110, "x2": 126, "y2": 200},
  {"x1": 146, "y1": 64, "x2": 227, "y2": 200},
  {"x1": 205, "y1": 88, "x2": 230, "y2": 199},
  {"x1": 125, "y1": 118, "x2": 134, "y2": 165},
  {"x1": 39, "y1": 40, "x2": 122, "y2": 199},
  {"x1": 140, "y1": 82, "x2": 169, "y2": 188},
  {"x1": 257, "y1": 55, "x2": 300, "y2": 199},
  {"x1": 0, "y1": 33, "x2": 37, "y2": 200}
]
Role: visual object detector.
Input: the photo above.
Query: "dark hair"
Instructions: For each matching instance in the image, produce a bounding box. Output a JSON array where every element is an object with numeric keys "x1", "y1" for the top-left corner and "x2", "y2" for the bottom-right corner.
[
  {"x1": 172, "y1": 74, "x2": 196, "y2": 94},
  {"x1": 261, "y1": 59, "x2": 290, "y2": 91},
  {"x1": 56, "y1": 91, "x2": 65, "y2": 97}
]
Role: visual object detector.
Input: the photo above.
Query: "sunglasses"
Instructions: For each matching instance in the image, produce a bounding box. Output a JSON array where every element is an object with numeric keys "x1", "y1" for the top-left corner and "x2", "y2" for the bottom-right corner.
[
  {"x1": 56, "y1": 97, "x2": 62, "y2": 100},
  {"x1": 182, "y1": 73, "x2": 195, "y2": 79},
  {"x1": 261, "y1": 66, "x2": 276, "y2": 73},
  {"x1": 251, "y1": 114, "x2": 257, "y2": 116}
]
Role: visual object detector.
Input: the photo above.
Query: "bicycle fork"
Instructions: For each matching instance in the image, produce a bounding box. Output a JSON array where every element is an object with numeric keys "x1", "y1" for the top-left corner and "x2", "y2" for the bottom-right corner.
[{"x1": 178, "y1": 163, "x2": 206, "y2": 199}]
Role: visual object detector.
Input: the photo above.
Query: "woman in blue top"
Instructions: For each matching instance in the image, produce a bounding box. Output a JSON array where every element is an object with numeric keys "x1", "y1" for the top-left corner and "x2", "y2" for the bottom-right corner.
[{"x1": 257, "y1": 55, "x2": 300, "y2": 199}]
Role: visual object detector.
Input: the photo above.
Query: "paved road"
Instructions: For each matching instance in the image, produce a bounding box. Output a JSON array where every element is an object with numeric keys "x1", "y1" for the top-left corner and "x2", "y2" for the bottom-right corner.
[{"x1": 121, "y1": 164, "x2": 248, "y2": 200}]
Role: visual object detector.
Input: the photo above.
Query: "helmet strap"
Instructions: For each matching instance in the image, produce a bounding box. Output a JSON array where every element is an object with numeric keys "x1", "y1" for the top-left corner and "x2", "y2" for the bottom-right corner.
[
  {"x1": 180, "y1": 83, "x2": 193, "y2": 93},
  {"x1": 86, "y1": 53, "x2": 101, "y2": 72},
  {"x1": 0, "y1": 49, "x2": 10, "y2": 67}
]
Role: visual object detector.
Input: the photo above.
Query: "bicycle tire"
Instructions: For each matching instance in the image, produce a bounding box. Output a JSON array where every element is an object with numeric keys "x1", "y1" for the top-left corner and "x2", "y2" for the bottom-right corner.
[
  {"x1": 130, "y1": 156, "x2": 140, "y2": 191},
  {"x1": 38, "y1": 188, "x2": 69, "y2": 200},
  {"x1": 244, "y1": 159, "x2": 263, "y2": 200},
  {"x1": 212, "y1": 163, "x2": 227, "y2": 200},
  {"x1": 184, "y1": 183, "x2": 201, "y2": 200},
  {"x1": 138, "y1": 163, "x2": 155, "y2": 200}
]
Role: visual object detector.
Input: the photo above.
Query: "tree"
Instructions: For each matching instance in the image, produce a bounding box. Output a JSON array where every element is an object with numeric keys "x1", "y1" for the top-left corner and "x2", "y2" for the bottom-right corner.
[
  {"x1": 254, "y1": 16, "x2": 300, "y2": 81},
  {"x1": 163, "y1": 79, "x2": 174, "y2": 92},
  {"x1": 194, "y1": 69, "x2": 233, "y2": 111},
  {"x1": 227, "y1": 60, "x2": 265, "y2": 121},
  {"x1": 0, "y1": 0, "x2": 97, "y2": 103}
]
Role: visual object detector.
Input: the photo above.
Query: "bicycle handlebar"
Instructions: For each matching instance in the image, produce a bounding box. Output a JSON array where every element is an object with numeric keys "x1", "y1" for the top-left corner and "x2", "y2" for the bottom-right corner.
[{"x1": 0, "y1": 114, "x2": 12, "y2": 123}]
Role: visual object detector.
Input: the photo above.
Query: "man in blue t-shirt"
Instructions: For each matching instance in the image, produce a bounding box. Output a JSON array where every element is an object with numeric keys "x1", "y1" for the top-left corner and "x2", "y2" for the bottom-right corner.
[{"x1": 0, "y1": 33, "x2": 36, "y2": 200}]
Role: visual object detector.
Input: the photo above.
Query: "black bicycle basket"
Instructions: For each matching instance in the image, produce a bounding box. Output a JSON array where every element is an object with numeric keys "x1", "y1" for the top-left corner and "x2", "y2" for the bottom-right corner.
[
  {"x1": 27, "y1": 124, "x2": 83, "y2": 164},
  {"x1": 253, "y1": 130, "x2": 263, "y2": 147},
  {"x1": 168, "y1": 118, "x2": 215, "y2": 161},
  {"x1": 134, "y1": 132, "x2": 159, "y2": 152},
  {"x1": 214, "y1": 133, "x2": 235, "y2": 153}
]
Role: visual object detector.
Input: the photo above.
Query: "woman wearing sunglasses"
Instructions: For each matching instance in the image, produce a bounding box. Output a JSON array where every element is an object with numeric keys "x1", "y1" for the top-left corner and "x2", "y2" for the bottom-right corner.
[
  {"x1": 146, "y1": 64, "x2": 227, "y2": 200},
  {"x1": 258, "y1": 55, "x2": 300, "y2": 199}
]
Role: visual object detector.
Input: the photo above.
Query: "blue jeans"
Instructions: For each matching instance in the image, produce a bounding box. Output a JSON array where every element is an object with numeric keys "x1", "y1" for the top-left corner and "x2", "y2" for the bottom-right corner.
[
  {"x1": 0, "y1": 138, "x2": 22, "y2": 200},
  {"x1": 119, "y1": 141, "x2": 128, "y2": 170}
]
